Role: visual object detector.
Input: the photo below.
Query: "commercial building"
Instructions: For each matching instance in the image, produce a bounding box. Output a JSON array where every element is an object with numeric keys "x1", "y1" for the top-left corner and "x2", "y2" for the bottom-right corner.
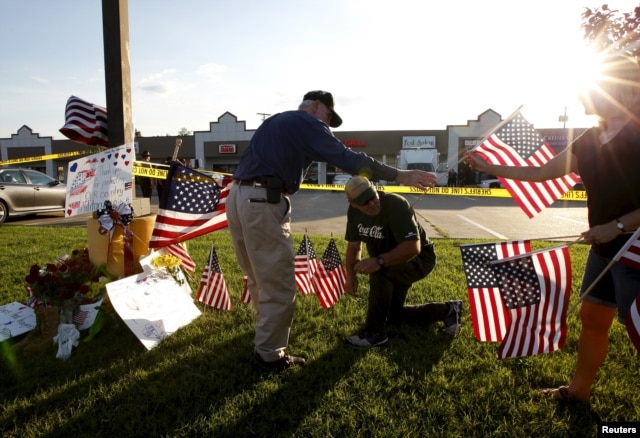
[{"x1": 0, "y1": 109, "x2": 587, "y2": 185}]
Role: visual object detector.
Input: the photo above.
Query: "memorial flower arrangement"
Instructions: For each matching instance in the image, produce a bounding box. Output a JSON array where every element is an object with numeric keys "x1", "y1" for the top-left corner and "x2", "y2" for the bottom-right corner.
[
  {"x1": 150, "y1": 253, "x2": 185, "y2": 285},
  {"x1": 24, "y1": 247, "x2": 113, "y2": 309}
]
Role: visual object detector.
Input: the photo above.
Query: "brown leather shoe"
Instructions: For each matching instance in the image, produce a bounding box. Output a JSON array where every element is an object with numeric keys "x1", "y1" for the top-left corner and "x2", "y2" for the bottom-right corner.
[{"x1": 252, "y1": 352, "x2": 306, "y2": 371}]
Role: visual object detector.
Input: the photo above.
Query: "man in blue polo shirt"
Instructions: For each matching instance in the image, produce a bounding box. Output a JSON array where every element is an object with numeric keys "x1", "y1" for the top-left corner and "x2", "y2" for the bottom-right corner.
[{"x1": 227, "y1": 90, "x2": 440, "y2": 370}]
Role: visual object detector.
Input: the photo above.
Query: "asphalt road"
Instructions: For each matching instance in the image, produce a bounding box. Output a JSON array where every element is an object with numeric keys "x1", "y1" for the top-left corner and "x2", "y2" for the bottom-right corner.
[{"x1": 4, "y1": 189, "x2": 589, "y2": 243}]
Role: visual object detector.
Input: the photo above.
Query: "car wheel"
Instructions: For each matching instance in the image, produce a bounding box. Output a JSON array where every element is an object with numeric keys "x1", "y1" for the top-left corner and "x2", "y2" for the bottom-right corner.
[
  {"x1": 0, "y1": 201, "x2": 7, "y2": 224},
  {"x1": 489, "y1": 182, "x2": 501, "y2": 188}
]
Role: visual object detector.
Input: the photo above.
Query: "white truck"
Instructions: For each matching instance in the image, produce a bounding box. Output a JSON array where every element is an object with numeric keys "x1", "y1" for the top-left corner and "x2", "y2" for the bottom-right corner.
[{"x1": 396, "y1": 147, "x2": 448, "y2": 186}]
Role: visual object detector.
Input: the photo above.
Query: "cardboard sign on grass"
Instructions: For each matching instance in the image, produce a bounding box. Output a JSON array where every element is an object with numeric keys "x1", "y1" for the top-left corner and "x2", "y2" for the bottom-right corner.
[
  {"x1": 0, "y1": 302, "x2": 36, "y2": 342},
  {"x1": 106, "y1": 269, "x2": 201, "y2": 350}
]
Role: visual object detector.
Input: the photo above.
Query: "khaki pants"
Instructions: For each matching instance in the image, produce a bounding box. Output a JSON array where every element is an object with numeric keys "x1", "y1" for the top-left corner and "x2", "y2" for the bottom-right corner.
[{"x1": 226, "y1": 182, "x2": 295, "y2": 362}]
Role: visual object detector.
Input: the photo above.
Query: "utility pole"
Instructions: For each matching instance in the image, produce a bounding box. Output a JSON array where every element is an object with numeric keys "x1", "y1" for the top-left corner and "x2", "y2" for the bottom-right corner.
[
  {"x1": 257, "y1": 113, "x2": 271, "y2": 122},
  {"x1": 558, "y1": 105, "x2": 568, "y2": 129},
  {"x1": 102, "y1": 0, "x2": 133, "y2": 148}
]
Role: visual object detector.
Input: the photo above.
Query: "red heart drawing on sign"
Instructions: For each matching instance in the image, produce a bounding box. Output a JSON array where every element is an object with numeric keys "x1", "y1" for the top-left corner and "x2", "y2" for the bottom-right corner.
[
  {"x1": 67, "y1": 209, "x2": 73, "y2": 216},
  {"x1": 101, "y1": 158, "x2": 105, "y2": 163},
  {"x1": 124, "y1": 161, "x2": 130, "y2": 166}
]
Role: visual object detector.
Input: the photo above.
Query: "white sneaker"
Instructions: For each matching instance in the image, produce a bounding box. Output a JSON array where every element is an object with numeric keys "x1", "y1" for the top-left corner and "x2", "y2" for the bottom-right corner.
[{"x1": 345, "y1": 332, "x2": 389, "y2": 349}]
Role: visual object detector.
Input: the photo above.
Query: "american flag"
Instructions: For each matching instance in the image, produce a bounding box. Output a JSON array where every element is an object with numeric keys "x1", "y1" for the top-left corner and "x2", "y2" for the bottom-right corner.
[
  {"x1": 73, "y1": 309, "x2": 89, "y2": 326},
  {"x1": 149, "y1": 162, "x2": 228, "y2": 248},
  {"x1": 625, "y1": 296, "x2": 640, "y2": 354},
  {"x1": 473, "y1": 112, "x2": 581, "y2": 218},
  {"x1": 460, "y1": 240, "x2": 531, "y2": 342},
  {"x1": 611, "y1": 228, "x2": 640, "y2": 353},
  {"x1": 612, "y1": 228, "x2": 640, "y2": 270},
  {"x1": 165, "y1": 243, "x2": 196, "y2": 272},
  {"x1": 59, "y1": 96, "x2": 108, "y2": 147},
  {"x1": 313, "y1": 238, "x2": 347, "y2": 309},
  {"x1": 294, "y1": 234, "x2": 320, "y2": 295},
  {"x1": 491, "y1": 245, "x2": 571, "y2": 359},
  {"x1": 195, "y1": 245, "x2": 231, "y2": 310},
  {"x1": 241, "y1": 275, "x2": 252, "y2": 304}
]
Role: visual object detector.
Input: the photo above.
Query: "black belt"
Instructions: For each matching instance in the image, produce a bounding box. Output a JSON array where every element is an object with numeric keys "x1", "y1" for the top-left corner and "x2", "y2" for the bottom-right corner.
[{"x1": 234, "y1": 179, "x2": 267, "y2": 188}]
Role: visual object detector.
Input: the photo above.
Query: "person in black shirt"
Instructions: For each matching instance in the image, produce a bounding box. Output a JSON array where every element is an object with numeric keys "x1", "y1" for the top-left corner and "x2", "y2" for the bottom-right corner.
[
  {"x1": 138, "y1": 150, "x2": 154, "y2": 198},
  {"x1": 464, "y1": 55, "x2": 640, "y2": 403},
  {"x1": 343, "y1": 176, "x2": 462, "y2": 348}
]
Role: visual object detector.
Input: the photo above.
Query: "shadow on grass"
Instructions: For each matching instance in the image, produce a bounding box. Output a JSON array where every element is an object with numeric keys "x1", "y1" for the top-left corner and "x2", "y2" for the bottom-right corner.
[
  {"x1": 1, "y1": 308, "x2": 454, "y2": 436},
  {"x1": 212, "y1": 325, "x2": 452, "y2": 436}
]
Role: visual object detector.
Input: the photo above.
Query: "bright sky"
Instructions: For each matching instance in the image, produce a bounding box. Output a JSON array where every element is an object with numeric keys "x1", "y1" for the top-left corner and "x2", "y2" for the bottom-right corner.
[{"x1": 0, "y1": 0, "x2": 632, "y2": 140}]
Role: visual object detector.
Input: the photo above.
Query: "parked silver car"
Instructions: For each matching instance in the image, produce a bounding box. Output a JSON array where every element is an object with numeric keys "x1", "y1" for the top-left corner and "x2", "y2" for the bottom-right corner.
[
  {"x1": 331, "y1": 174, "x2": 352, "y2": 185},
  {"x1": 478, "y1": 178, "x2": 503, "y2": 189},
  {"x1": 0, "y1": 168, "x2": 67, "y2": 223}
]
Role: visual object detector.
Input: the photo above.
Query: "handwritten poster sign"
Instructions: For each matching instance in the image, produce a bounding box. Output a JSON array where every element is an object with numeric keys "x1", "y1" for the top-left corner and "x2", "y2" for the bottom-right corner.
[
  {"x1": 0, "y1": 302, "x2": 36, "y2": 342},
  {"x1": 106, "y1": 271, "x2": 201, "y2": 350},
  {"x1": 65, "y1": 143, "x2": 134, "y2": 217}
]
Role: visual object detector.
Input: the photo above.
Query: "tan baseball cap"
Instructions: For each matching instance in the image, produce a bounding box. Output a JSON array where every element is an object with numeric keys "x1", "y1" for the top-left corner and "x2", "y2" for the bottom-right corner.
[{"x1": 345, "y1": 176, "x2": 377, "y2": 205}]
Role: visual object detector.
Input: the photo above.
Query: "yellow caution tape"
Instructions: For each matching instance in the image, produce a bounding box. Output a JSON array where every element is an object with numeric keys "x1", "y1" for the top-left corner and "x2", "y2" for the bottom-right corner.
[
  {"x1": 126, "y1": 162, "x2": 590, "y2": 202},
  {"x1": 132, "y1": 162, "x2": 228, "y2": 181},
  {"x1": 132, "y1": 164, "x2": 169, "y2": 179},
  {"x1": 0, "y1": 154, "x2": 589, "y2": 203},
  {"x1": 299, "y1": 184, "x2": 587, "y2": 201},
  {"x1": 0, "y1": 149, "x2": 100, "y2": 166}
]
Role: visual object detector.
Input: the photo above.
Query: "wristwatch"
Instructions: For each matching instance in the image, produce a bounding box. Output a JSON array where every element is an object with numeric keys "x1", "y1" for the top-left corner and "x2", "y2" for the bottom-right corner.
[
  {"x1": 616, "y1": 218, "x2": 626, "y2": 233},
  {"x1": 377, "y1": 257, "x2": 385, "y2": 268}
]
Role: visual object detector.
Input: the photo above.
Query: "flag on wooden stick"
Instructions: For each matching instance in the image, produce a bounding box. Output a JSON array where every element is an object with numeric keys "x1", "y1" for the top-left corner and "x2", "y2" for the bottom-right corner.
[
  {"x1": 491, "y1": 245, "x2": 571, "y2": 359},
  {"x1": 165, "y1": 243, "x2": 196, "y2": 272},
  {"x1": 241, "y1": 276, "x2": 252, "y2": 304},
  {"x1": 294, "y1": 234, "x2": 320, "y2": 295},
  {"x1": 196, "y1": 245, "x2": 231, "y2": 310},
  {"x1": 149, "y1": 162, "x2": 228, "y2": 248},
  {"x1": 460, "y1": 240, "x2": 532, "y2": 342},
  {"x1": 613, "y1": 228, "x2": 640, "y2": 269},
  {"x1": 313, "y1": 238, "x2": 347, "y2": 309},
  {"x1": 610, "y1": 228, "x2": 640, "y2": 353},
  {"x1": 626, "y1": 296, "x2": 640, "y2": 354},
  {"x1": 472, "y1": 111, "x2": 580, "y2": 218}
]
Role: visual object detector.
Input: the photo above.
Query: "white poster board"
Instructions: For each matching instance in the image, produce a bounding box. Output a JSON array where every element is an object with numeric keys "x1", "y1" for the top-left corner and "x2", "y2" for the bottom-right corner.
[
  {"x1": 0, "y1": 302, "x2": 36, "y2": 342},
  {"x1": 65, "y1": 144, "x2": 134, "y2": 217},
  {"x1": 106, "y1": 271, "x2": 200, "y2": 350}
]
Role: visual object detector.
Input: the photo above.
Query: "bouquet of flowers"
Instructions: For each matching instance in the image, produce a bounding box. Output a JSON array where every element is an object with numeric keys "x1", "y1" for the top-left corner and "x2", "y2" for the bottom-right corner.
[
  {"x1": 17, "y1": 247, "x2": 115, "y2": 358},
  {"x1": 25, "y1": 247, "x2": 113, "y2": 310},
  {"x1": 151, "y1": 253, "x2": 185, "y2": 285}
]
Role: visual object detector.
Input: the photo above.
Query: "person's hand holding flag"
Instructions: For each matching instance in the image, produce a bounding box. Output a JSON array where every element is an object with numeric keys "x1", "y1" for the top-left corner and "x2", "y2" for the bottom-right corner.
[{"x1": 463, "y1": 111, "x2": 580, "y2": 218}]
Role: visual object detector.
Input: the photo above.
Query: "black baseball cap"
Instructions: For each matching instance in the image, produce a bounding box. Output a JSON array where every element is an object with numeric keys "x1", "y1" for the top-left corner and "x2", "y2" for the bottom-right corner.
[{"x1": 303, "y1": 90, "x2": 343, "y2": 128}]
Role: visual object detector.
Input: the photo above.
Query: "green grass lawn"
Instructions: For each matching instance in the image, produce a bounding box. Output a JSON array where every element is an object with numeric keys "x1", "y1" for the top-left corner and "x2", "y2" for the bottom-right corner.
[{"x1": 0, "y1": 226, "x2": 638, "y2": 437}]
